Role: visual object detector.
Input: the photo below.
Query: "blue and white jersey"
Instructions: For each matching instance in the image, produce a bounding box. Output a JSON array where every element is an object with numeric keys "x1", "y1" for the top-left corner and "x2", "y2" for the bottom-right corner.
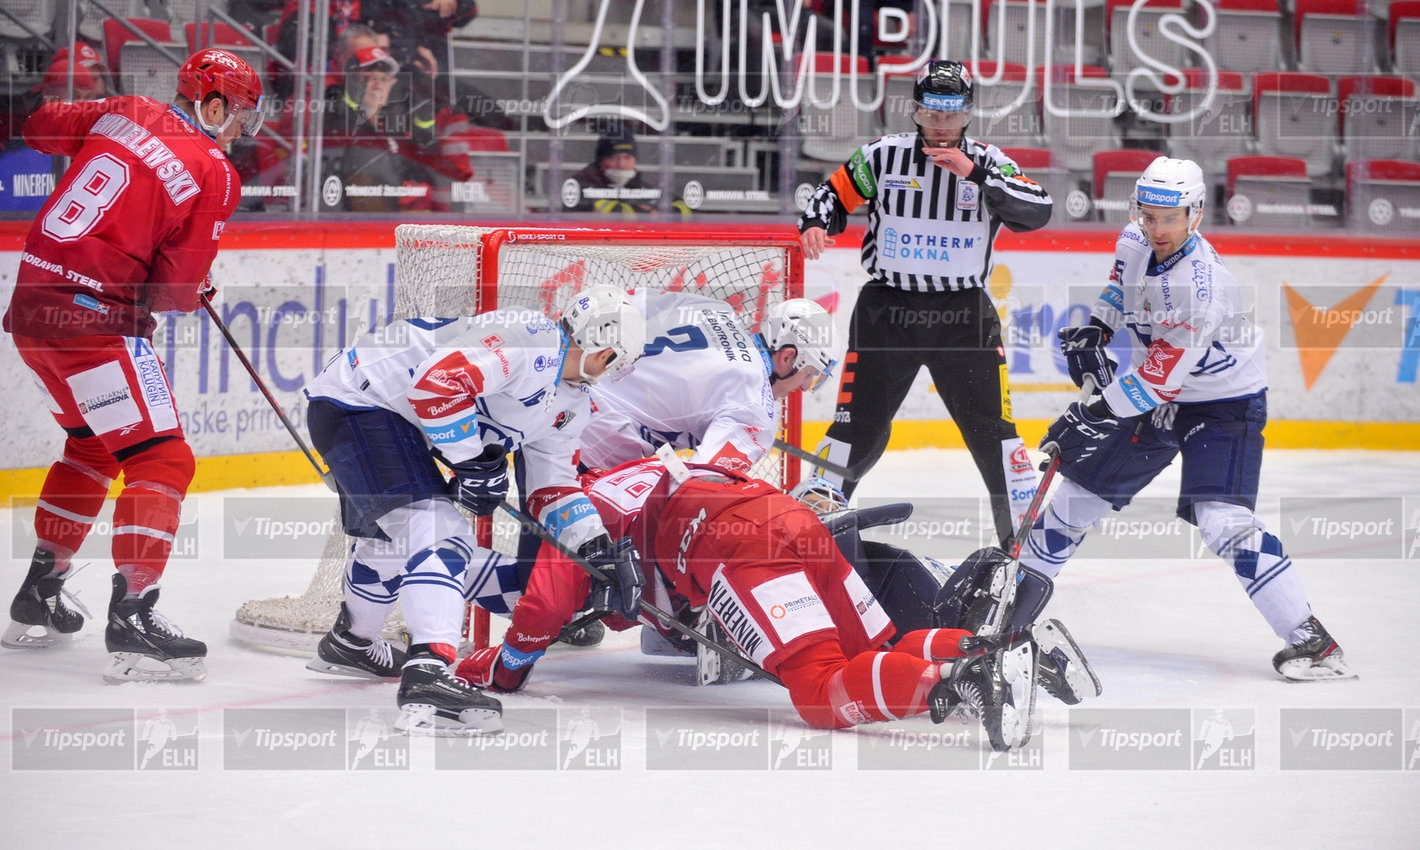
[
  {"x1": 582, "y1": 291, "x2": 777, "y2": 474},
  {"x1": 303, "y1": 309, "x2": 607, "y2": 548},
  {"x1": 1092, "y1": 225, "x2": 1268, "y2": 416}
]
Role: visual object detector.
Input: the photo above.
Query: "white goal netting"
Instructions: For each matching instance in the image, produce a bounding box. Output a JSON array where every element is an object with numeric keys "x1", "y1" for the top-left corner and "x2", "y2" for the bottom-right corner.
[{"x1": 231, "y1": 225, "x2": 805, "y2": 652}]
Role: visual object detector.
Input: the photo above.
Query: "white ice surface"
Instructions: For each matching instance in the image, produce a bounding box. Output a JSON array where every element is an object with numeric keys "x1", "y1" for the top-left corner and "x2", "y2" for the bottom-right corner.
[{"x1": 2, "y1": 449, "x2": 1418, "y2": 849}]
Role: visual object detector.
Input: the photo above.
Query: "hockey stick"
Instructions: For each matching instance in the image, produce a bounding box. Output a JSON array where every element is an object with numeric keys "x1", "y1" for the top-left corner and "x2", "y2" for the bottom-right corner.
[
  {"x1": 979, "y1": 376, "x2": 1098, "y2": 637},
  {"x1": 201, "y1": 296, "x2": 336, "y2": 492},
  {"x1": 771, "y1": 438, "x2": 872, "y2": 482},
  {"x1": 496, "y1": 499, "x2": 784, "y2": 687}
]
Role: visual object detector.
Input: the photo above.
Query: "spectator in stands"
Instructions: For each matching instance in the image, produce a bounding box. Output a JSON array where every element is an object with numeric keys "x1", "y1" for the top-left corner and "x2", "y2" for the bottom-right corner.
[
  {"x1": 566, "y1": 123, "x2": 688, "y2": 219},
  {"x1": 40, "y1": 43, "x2": 112, "y2": 101}
]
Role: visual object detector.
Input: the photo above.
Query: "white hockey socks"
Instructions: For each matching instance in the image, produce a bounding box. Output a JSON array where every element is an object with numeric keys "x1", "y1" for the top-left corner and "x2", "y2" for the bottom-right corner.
[
  {"x1": 399, "y1": 538, "x2": 476, "y2": 648},
  {"x1": 1019, "y1": 479, "x2": 1112, "y2": 578},
  {"x1": 1195, "y1": 501, "x2": 1311, "y2": 639}
]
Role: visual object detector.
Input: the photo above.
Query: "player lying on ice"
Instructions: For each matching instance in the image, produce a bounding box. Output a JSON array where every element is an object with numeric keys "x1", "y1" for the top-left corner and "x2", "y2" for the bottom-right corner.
[{"x1": 453, "y1": 458, "x2": 1101, "y2": 751}]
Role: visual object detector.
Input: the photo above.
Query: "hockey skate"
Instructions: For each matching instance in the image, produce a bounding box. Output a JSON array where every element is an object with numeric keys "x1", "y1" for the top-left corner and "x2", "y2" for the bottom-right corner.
[
  {"x1": 103, "y1": 574, "x2": 207, "y2": 684},
  {"x1": 559, "y1": 615, "x2": 606, "y2": 648},
  {"x1": 3, "y1": 549, "x2": 87, "y2": 649},
  {"x1": 395, "y1": 648, "x2": 503, "y2": 736},
  {"x1": 306, "y1": 603, "x2": 407, "y2": 679},
  {"x1": 1273, "y1": 616, "x2": 1356, "y2": 681},
  {"x1": 929, "y1": 631, "x2": 1038, "y2": 752},
  {"x1": 1034, "y1": 618, "x2": 1101, "y2": 705}
]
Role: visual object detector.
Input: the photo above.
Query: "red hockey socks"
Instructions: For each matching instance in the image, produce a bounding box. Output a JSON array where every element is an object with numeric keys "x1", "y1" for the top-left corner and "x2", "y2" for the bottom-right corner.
[
  {"x1": 777, "y1": 641, "x2": 942, "y2": 729},
  {"x1": 890, "y1": 627, "x2": 976, "y2": 661},
  {"x1": 34, "y1": 457, "x2": 114, "y2": 569}
]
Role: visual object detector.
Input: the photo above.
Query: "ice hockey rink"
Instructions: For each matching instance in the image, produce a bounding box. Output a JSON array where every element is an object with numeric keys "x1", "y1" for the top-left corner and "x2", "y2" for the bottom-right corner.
[{"x1": 2, "y1": 448, "x2": 1417, "y2": 849}]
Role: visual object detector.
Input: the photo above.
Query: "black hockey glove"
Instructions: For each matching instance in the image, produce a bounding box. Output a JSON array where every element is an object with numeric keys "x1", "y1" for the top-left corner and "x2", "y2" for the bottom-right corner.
[
  {"x1": 447, "y1": 445, "x2": 509, "y2": 516},
  {"x1": 1058, "y1": 320, "x2": 1115, "y2": 391},
  {"x1": 1040, "y1": 399, "x2": 1119, "y2": 467},
  {"x1": 580, "y1": 534, "x2": 644, "y2": 617}
]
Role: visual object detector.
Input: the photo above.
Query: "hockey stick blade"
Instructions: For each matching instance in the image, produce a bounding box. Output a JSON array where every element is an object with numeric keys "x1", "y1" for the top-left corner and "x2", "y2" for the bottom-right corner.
[
  {"x1": 497, "y1": 500, "x2": 784, "y2": 687},
  {"x1": 771, "y1": 438, "x2": 871, "y2": 482}
]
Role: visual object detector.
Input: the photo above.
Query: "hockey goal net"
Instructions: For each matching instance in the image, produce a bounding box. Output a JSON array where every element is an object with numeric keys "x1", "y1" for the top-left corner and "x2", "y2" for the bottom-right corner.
[{"x1": 231, "y1": 225, "x2": 805, "y2": 652}]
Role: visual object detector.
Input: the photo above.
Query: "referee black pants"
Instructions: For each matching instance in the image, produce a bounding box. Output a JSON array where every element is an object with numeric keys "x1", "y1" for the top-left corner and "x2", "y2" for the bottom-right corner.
[{"x1": 823, "y1": 283, "x2": 1023, "y2": 547}]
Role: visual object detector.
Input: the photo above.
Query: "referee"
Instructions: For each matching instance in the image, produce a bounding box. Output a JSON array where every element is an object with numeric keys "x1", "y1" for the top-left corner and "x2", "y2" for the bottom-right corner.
[{"x1": 798, "y1": 60, "x2": 1053, "y2": 548}]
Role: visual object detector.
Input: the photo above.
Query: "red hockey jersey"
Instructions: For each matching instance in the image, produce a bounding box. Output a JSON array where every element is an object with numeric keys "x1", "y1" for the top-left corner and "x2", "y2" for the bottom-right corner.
[{"x1": 4, "y1": 96, "x2": 240, "y2": 340}]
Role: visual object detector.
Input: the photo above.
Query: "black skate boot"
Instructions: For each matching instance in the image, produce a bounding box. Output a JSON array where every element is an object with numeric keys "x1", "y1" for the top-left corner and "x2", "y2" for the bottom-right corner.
[
  {"x1": 306, "y1": 603, "x2": 407, "y2": 679},
  {"x1": 929, "y1": 631, "x2": 1038, "y2": 752},
  {"x1": 559, "y1": 614, "x2": 606, "y2": 648},
  {"x1": 1273, "y1": 616, "x2": 1356, "y2": 681},
  {"x1": 1034, "y1": 618, "x2": 1102, "y2": 705},
  {"x1": 3, "y1": 548, "x2": 86, "y2": 648},
  {"x1": 104, "y1": 573, "x2": 207, "y2": 683},
  {"x1": 395, "y1": 645, "x2": 503, "y2": 736}
]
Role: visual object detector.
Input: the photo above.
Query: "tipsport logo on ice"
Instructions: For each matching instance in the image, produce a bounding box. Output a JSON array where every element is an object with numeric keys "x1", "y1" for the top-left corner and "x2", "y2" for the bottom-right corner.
[
  {"x1": 1191, "y1": 708, "x2": 1255, "y2": 771},
  {"x1": 9, "y1": 501, "x2": 201, "y2": 562},
  {"x1": 857, "y1": 718, "x2": 1044, "y2": 771},
  {"x1": 435, "y1": 708, "x2": 558, "y2": 770},
  {"x1": 1280, "y1": 708, "x2": 1404, "y2": 770},
  {"x1": 644, "y1": 708, "x2": 769, "y2": 770},
  {"x1": 222, "y1": 496, "x2": 341, "y2": 561},
  {"x1": 1069, "y1": 709, "x2": 1192, "y2": 770},
  {"x1": 346, "y1": 708, "x2": 408, "y2": 771}
]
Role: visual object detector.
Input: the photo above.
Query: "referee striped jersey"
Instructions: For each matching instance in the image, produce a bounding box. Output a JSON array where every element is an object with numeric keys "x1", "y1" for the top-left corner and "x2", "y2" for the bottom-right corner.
[{"x1": 799, "y1": 132, "x2": 1052, "y2": 292}]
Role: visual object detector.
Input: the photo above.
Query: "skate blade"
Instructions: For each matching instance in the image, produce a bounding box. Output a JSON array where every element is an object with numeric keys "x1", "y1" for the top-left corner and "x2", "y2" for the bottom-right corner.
[
  {"x1": 987, "y1": 702, "x2": 1032, "y2": 752},
  {"x1": 394, "y1": 703, "x2": 503, "y2": 737},
  {"x1": 304, "y1": 657, "x2": 399, "y2": 680},
  {"x1": 103, "y1": 652, "x2": 207, "y2": 684},
  {"x1": 1278, "y1": 656, "x2": 1358, "y2": 682},
  {"x1": 2, "y1": 620, "x2": 75, "y2": 649},
  {"x1": 1037, "y1": 619, "x2": 1102, "y2": 699}
]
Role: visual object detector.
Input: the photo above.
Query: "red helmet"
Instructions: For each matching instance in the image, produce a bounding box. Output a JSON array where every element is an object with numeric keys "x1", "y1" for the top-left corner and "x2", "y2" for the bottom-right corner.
[{"x1": 177, "y1": 48, "x2": 265, "y2": 137}]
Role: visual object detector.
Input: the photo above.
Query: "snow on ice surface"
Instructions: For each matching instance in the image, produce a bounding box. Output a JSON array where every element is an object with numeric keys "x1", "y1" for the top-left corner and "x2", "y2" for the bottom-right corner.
[{"x1": 2, "y1": 449, "x2": 1418, "y2": 850}]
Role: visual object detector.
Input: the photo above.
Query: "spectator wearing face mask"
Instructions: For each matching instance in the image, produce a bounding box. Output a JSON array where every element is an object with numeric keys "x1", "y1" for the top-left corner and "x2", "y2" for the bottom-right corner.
[{"x1": 563, "y1": 123, "x2": 665, "y2": 218}]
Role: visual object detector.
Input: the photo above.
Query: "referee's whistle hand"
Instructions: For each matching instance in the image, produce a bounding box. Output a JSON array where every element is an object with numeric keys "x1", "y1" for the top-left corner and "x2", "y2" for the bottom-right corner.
[{"x1": 923, "y1": 146, "x2": 973, "y2": 177}]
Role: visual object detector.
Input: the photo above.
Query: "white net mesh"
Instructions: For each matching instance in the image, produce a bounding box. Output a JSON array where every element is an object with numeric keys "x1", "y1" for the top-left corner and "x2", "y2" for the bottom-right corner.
[{"x1": 232, "y1": 226, "x2": 802, "y2": 651}]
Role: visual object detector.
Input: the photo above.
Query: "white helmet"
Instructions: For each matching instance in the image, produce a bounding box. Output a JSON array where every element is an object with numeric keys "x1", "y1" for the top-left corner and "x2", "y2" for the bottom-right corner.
[
  {"x1": 760, "y1": 298, "x2": 837, "y2": 392},
  {"x1": 1133, "y1": 156, "x2": 1206, "y2": 232},
  {"x1": 788, "y1": 475, "x2": 848, "y2": 514},
  {"x1": 560, "y1": 285, "x2": 647, "y2": 385}
]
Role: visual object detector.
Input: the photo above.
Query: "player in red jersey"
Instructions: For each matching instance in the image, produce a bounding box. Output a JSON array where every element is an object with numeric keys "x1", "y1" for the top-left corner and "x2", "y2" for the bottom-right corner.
[
  {"x1": 459, "y1": 460, "x2": 1097, "y2": 750},
  {"x1": 1, "y1": 49, "x2": 264, "y2": 683}
]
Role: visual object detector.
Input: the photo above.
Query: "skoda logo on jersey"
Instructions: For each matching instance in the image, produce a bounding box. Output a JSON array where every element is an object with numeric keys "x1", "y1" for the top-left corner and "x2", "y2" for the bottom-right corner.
[
  {"x1": 1136, "y1": 186, "x2": 1182, "y2": 207},
  {"x1": 921, "y1": 93, "x2": 966, "y2": 111},
  {"x1": 533, "y1": 355, "x2": 552, "y2": 371},
  {"x1": 322, "y1": 175, "x2": 344, "y2": 208}
]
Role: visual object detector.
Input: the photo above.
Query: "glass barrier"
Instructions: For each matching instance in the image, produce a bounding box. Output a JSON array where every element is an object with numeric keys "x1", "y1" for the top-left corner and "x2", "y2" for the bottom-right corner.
[{"x1": 0, "y1": 0, "x2": 1415, "y2": 232}]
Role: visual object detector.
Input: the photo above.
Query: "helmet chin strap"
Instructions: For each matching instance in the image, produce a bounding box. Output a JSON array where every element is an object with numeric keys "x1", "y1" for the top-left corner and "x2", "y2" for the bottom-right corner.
[{"x1": 568, "y1": 348, "x2": 602, "y2": 386}]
